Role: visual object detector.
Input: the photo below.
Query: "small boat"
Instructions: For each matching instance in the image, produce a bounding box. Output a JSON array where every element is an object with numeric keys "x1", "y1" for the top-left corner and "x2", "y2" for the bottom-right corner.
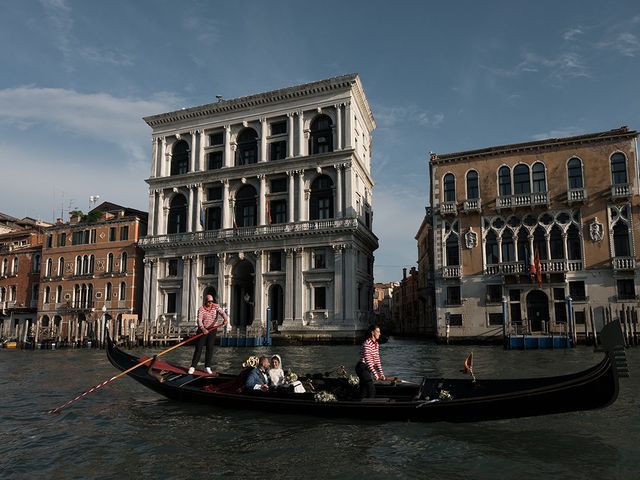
[
  {"x1": 3, "y1": 340, "x2": 18, "y2": 349},
  {"x1": 106, "y1": 321, "x2": 629, "y2": 423}
]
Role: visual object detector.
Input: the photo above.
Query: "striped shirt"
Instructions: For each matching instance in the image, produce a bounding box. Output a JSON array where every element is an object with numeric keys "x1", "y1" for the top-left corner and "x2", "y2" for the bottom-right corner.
[
  {"x1": 360, "y1": 338, "x2": 384, "y2": 379},
  {"x1": 197, "y1": 303, "x2": 227, "y2": 330}
]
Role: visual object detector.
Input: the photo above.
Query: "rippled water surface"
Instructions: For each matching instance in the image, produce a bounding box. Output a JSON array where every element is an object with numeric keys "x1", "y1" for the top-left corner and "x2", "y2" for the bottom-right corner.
[{"x1": 1, "y1": 340, "x2": 639, "y2": 479}]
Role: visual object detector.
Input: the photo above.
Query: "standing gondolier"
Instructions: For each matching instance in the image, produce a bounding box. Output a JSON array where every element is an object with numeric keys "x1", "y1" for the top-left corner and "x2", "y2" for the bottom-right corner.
[
  {"x1": 188, "y1": 294, "x2": 229, "y2": 375},
  {"x1": 355, "y1": 324, "x2": 385, "y2": 398}
]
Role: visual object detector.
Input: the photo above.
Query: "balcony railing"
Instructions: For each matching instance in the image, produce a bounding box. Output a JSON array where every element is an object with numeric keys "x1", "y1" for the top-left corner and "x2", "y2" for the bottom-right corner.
[
  {"x1": 613, "y1": 256, "x2": 635, "y2": 270},
  {"x1": 442, "y1": 265, "x2": 462, "y2": 278},
  {"x1": 463, "y1": 199, "x2": 481, "y2": 213},
  {"x1": 485, "y1": 259, "x2": 584, "y2": 275},
  {"x1": 440, "y1": 201, "x2": 457, "y2": 216},
  {"x1": 497, "y1": 192, "x2": 549, "y2": 210},
  {"x1": 611, "y1": 183, "x2": 632, "y2": 199},
  {"x1": 140, "y1": 218, "x2": 360, "y2": 247},
  {"x1": 567, "y1": 188, "x2": 587, "y2": 203}
]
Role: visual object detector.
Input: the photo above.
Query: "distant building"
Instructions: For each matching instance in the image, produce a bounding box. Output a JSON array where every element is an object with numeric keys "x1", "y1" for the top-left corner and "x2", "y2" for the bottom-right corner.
[
  {"x1": 37, "y1": 202, "x2": 147, "y2": 345},
  {"x1": 416, "y1": 209, "x2": 436, "y2": 336},
  {"x1": 428, "y1": 126, "x2": 639, "y2": 341},
  {"x1": 373, "y1": 281, "x2": 397, "y2": 331},
  {"x1": 392, "y1": 267, "x2": 421, "y2": 335},
  {"x1": 0, "y1": 216, "x2": 49, "y2": 341},
  {"x1": 140, "y1": 74, "x2": 378, "y2": 341}
]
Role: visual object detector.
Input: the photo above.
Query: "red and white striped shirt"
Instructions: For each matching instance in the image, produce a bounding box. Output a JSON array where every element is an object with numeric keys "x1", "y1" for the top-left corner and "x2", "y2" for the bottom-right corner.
[
  {"x1": 360, "y1": 338, "x2": 384, "y2": 379},
  {"x1": 197, "y1": 303, "x2": 228, "y2": 330}
]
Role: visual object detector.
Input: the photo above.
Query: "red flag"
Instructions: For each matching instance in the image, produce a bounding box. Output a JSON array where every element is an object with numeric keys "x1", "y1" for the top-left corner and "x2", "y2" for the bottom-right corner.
[
  {"x1": 529, "y1": 247, "x2": 535, "y2": 278},
  {"x1": 535, "y1": 249, "x2": 542, "y2": 288}
]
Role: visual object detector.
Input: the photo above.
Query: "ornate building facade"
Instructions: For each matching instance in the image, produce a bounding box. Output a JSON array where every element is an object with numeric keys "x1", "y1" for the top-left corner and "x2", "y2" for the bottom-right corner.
[
  {"x1": 140, "y1": 74, "x2": 378, "y2": 339},
  {"x1": 429, "y1": 127, "x2": 639, "y2": 341}
]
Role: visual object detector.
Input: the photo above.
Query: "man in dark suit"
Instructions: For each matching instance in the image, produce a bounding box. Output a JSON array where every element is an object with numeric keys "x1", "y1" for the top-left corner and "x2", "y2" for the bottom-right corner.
[{"x1": 244, "y1": 356, "x2": 271, "y2": 392}]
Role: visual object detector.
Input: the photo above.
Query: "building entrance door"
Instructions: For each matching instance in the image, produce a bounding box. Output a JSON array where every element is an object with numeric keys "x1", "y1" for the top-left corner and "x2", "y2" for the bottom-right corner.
[
  {"x1": 526, "y1": 290, "x2": 549, "y2": 332},
  {"x1": 231, "y1": 260, "x2": 254, "y2": 328},
  {"x1": 268, "y1": 284, "x2": 284, "y2": 328}
]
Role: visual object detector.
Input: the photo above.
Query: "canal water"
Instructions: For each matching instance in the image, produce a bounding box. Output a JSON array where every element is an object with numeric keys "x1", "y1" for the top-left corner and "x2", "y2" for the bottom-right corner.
[{"x1": 1, "y1": 340, "x2": 638, "y2": 479}]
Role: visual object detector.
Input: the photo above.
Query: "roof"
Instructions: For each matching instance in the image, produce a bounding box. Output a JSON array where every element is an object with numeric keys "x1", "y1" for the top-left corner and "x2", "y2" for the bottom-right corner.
[
  {"x1": 90, "y1": 201, "x2": 148, "y2": 219},
  {"x1": 431, "y1": 126, "x2": 638, "y2": 165},
  {"x1": 143, "y1": 73, "x2": 375, "y2": 130}
]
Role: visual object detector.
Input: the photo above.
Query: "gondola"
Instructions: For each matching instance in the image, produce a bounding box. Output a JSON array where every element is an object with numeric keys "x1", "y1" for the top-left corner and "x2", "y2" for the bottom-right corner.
[{"x1": 106, "y1": 320, "x2": 629, "y2": 423}]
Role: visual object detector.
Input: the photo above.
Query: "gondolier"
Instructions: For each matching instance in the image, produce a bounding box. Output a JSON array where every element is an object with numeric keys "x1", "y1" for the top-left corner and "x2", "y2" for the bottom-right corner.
[
  {"x1": 356, "y1": 324, "x2": 385, "y2": 398},
  {"x1": 188, "y1": 294, "x2": 229, "y2": 375}
]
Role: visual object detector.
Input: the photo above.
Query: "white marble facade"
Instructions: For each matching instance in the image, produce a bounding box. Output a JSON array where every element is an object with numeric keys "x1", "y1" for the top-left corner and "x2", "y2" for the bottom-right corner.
[{"x1": 140, "y1": 74, "x2": 378, "y2": 336}]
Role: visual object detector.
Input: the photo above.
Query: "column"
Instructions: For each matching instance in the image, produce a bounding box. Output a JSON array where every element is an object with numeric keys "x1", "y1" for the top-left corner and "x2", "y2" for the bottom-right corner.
[
  {"x1": 222, "y1": 180, "x2": 230, "y2": 229},
  {"x1": 335, "y1": 164, "x2": 343, "y2": 218},
  {"x1": 297, "y1": 170, "x2": 306, "y2": 222},
  {"x1": 287, "y1": 171, "x2": 295, "y2": 223},
  {"x1": 217, "y1": 253, "x2": 226, "y2": 308},
  {"x1": 180, "y1": 256, "x2": 191, "y2": 324},
  {"x1": 287, "y1": 113, "x2": 294, "y2": 158},
  {"x1": 258, "y1": 175, "x2": 266, "y2": 226},
  {"x1": 150, "y1": 137, "x2": 158, "y2": 178},
  {"x1": 149, "y1": 258, "x2": 158, "y2": 333},
  {"x1": 335, "y1": 104, "x2": 343, "y2": 150},
  {"x1": 260, "y1": 117, "x2": 267, "y2": 163},
  {"x1": 297, "y1": 111, "x2": 304, "y2": 157},
  {"x1": 254, "y1": 250, "x2": 263, "y2": 326},
  {"x1": 344, "y1": 164, "x2": 353, "y2": 217},
  {"x1": 284, "y1": 249, "x2": 294, "y2": 324},
  {"x1": 545, "y1": 234, "x2": 551, "y2": 265},
  {"x1": 160, "y1": 137, "x2": 167, "y2": 176},
  {"x1": 189, "y1": 130, "x2": 196, "y2": 172},
  {"x1": 198, "y1": 129, "x2": 206, "y2": 171},
  {"x1": 343, "y1": 245, "x2": 354, "y2": 326},
  {"x1": 344, "y1": 101, "x2": 352, "y2": 149},
  {"x1": 294, "y1": 248, "x2": 304, "y2": 324},
  {"x1": 187, "y1": 185, "x2": 194, "y2": 233},
  {"x1": 224, "y1": 125, "x2": 232, "y2": 168},
  {"x1": 195, "y1": 184, "x2": 203, "y2": 232},
  {"x1": 147, "y1": 191, "x2": 156, "y2": 236},
  {"x1": 157, "y1": 190, "x2": 166, "y2": 235},
  {"x1": 497, "y1": 238, "x2": 503, "y2": 263},
  {"x1": 333, "y1": 245, "x2": 344, "y2": 322},
  {"x1": 190, "y1": 256, "x2": 198, "y2": 321}
]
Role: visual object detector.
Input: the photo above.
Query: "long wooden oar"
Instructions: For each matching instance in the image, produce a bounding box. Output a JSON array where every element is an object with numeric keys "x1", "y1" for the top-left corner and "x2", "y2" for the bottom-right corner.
[{"x1": 48, "y1": 324, "x2": 223, "y2": 414}]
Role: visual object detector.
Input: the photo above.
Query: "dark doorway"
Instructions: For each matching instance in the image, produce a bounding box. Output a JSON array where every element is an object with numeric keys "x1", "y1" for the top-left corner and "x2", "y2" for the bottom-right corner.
[
  {"x1": 268, "y1": 284, "x2": 284, "y2": 328},
  {"x1": 526, "y1": 290, "x2": 549, "y2": 332},
  {"x1": 232, "y1": 260, "x2": 255, "y2": 328}
]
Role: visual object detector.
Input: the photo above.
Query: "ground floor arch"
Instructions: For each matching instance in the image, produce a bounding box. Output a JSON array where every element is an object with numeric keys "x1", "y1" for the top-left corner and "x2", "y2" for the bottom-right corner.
[
  {"x1": 526, "y1": 290, "x2": 549, "y2": 332},
  {"x1": 268, "y1": 283, "x2": 284, "y2": 328},
  {"x1": 231, "y1": 260, "x2": 255, "y2": 327}
]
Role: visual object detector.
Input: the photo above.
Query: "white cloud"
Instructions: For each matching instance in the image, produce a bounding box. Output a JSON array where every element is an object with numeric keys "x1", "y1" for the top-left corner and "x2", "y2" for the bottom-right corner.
[
  {"x1": 598, "y1": 32, "x2": 640, "y2": 57},
  {"x1": 374, "y1": 105, "x2": 444, "y2": 129},
  {"x1": 563, "y1": 27, "x2": 584, "y2": 41},
  {"x1": 0, "y1": 86, "x2": 181, "y2": 163},
  {"x1": 482, "y1": 51, "x2": 589, "y2": 81},
  {"x1": 530, "y1": 126, "x2": 584, "y2": 141}
]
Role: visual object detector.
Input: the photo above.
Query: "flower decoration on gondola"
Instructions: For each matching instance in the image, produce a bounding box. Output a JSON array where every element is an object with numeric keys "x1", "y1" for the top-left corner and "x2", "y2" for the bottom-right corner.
[
  {"x1": 438, "y1": 389, "x2": 453, "y2": 401},
  {"x1": 337, "y1": 366, "x2": 348, "y2": 378},
  {"x1": 242, "y1": 355, "x2": 259, "y2": 368},
  {"x1": 347, "y1": 375, "x2": 359, "y2": 387},
  {"x1": 285, "y1": 371, "x2": 298, "y2": 383},
  {"x1": 314, "y1": 391, "x2": 337, "y2": 402}
]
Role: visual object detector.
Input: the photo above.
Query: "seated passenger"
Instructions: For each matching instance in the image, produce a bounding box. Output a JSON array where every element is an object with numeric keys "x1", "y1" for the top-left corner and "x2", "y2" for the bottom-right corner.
[
  {"x1": 268, "y1": 355, "x2": 285, "y2": 387},
  {"x1": 243, "y1": 356, "x2": 271, "y2": 392}
]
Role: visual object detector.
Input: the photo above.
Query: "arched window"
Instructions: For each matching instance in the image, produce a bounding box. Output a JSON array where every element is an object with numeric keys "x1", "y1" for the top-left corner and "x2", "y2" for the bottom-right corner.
[
  {"x1": 82, "y1": 255, "x2": 89, "y2": 274},
  {"x1": 513, "y1": 165, "x2": 531, "y2": 194},
  {"x1": 613, "y1": 222, "x2": 631, "y2": 257},
  {"x1": 12, "y1": 257, "x2": 18, "y2": 274},
  {"x1": 106, "y1": 253, "x2": 113, "y2": 273},
  {"x1": 75, "y1": 256, "x2": 82, "y2": 275},
  {"x1": 567, "y1": 225, "x2": 581, "y2": 260},
  {"x1": 167, "y1": 194, "x2": 188, "y2": 234},
  {"x1": 611, "y1": 153, "x2": 628, "y2": 185},
  {"x1": 485, "y1": 231, "x2": 499, "y2": 264},
  {"x1": 533, "y1": 226, "x2": 547, "y2": 260},
  {"x1": 58, "y1": 257, "x2": 64, "y2": 276},
  {"x1": 550, "y1": 225, "x2": 564, "y2": 259},
  {"x1": 235, "y1": 185, "x2": 258, "y2": 227},
  {"x1": 89, "y1": 255, "x2": 95, "y2": 274},
  {"x1": 466, "y1": 170, "x2": 479, "y2": 199},
  {"x1": 445, "y1": 233, "x2": 459, "y2": 266},
  {"x1": 443, "y1": 173, "x2": 456, "y2": 202},
  {"x1": 567, "y1": 157, "x2": 584, "y2": 189},
  {"x1": 498, "y1": 166, "x2": 512, "y2": 196},
  {"x1": 170, "y1": 140, "x2": 189, "y2": 175},
  {"x1": 1, "y1": 258, "x2": 7, "y2": 275},
  {"x1": 87, "y1": 284, "x2": 93, "y2": 307},
  {"x1": 310, "y1": 175, "x2": 334, "y2": 220},
  {"x1": 517, "y1": 228, "x2": 529, "y2": 263},
  {"x1": 310, "y1": 115, "x2": 333, "y2": 154},
  {"x1": 46, "y1": 258, "x2": 53, "y2": 277},
  {"x1": 532, "y1": 162, "x2": 546, "y2": 193},
  {"x1": 501, "y1": 229, "x2": 515, "y2": 262},
  {"x1": 106, "y1": 282, "x2": 112, "y2": 300},
  {"x1": 236, "y1": 128, "x2": 258, "y2": 166},
  {"x1": 74, "y1": 284, "x2": 80, "y2": 307},
  {"x1": 56, "y1": 285, "x2": 63, "y2": 303},
  {"x1": 119, "y1": 282, "x2": 126, "y2": 301},
  {"x1": 33, "y1": 254, "x2": 41, "y2": 273},
  {"x1": 44, "y1": 286, "x2": 50, "y2": 305},
  {"x1": 120, "y1": 252, "x2": 128, "y2": 272}
]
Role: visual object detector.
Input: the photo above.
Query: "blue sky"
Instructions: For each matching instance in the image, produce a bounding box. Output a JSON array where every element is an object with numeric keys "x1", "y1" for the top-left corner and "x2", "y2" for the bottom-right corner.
[{"x1": 1, "y1": 0, "x2": 640, "y2": 282}]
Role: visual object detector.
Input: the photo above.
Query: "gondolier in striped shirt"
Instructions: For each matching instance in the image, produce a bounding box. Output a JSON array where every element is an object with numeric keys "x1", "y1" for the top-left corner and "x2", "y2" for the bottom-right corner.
[
  {"x1": 355, "y1": 324, "x2": 385, "y2": 398},
  {"x1": 188, "y1": 294, "x2": 229, "y2": 375}
]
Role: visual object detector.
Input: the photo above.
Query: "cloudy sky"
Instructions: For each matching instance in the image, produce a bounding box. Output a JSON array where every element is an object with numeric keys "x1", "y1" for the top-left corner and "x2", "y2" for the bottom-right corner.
[{"x1": 2, "y1": 1, "x2": 640, "y2": 282}]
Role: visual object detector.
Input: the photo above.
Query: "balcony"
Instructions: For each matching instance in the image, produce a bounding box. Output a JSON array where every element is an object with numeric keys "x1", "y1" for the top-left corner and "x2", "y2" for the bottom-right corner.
[
  {"x1": 496, "y1": 192, "x2": 549, "y2": 210},
  {"x1": 463, "y1": 199, "x2": 481, "y2": 214},
  {"x1": 442, "y1": 265, "x2": 462, "y2": 278},
  {"x1": 485, "y1": 259, "x2": 584, "y2": 275},
  {"x1": 567, "y1": 188, "x2": 587, "y2": 204},
  {"x1": 613, "y1": 256, "x2": 635, "y2": 270},
  {"x1": 611, "y1": 183, "x2": 632, "y2": 199},
  {"x1": 140, "y1": 218, "x2": 361, "y2": 249},
  {"x1": 440, "y1": 201, "x2": 457, "y2": 216}
]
